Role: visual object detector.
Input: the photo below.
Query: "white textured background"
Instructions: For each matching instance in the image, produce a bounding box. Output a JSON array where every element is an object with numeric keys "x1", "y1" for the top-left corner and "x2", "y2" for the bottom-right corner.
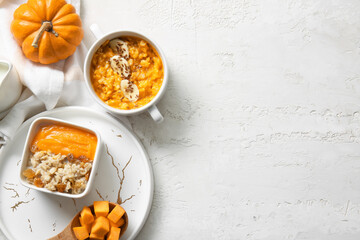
[{"x1": 2, "y1": 0, "x2": 360, "y2": 239}]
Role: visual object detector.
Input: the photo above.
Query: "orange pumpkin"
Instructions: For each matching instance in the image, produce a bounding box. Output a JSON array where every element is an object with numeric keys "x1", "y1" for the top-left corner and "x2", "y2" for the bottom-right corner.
[{"x1": 10, "y1": 0, "x2": 83, "y2": 64}]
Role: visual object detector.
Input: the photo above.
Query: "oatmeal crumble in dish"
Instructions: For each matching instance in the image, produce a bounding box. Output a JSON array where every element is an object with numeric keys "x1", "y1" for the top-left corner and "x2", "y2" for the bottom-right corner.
[
  {"x1": 23, "y1": 151, "x2": 92, "y2": 194},
  {"x1": 22, "y1": 123, "x2": 97, "y2": 194}
]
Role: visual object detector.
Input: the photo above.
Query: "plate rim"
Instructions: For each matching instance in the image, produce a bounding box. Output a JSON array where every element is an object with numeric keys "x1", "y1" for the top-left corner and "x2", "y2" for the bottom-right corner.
[{"x1": 0, "y1": 106, "x2": 154, "y2": 240}]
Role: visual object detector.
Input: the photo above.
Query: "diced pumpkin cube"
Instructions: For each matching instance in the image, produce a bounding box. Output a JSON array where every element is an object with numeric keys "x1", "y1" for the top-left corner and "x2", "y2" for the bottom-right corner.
[
  {"x1": 107, "y1": 205, "x2": 125, "y2": 224},
  {"x1": 90, "y1": 216, "x2": 110, "y2": 236},
  {"x1": 80, "y1": 206, "x2": 95, "y2": 225},
  {"x1": 94, "y1": 201, "x2": 109, "y2": 217},
  {"x1": 107, "y1": 227, "x2": 121, "y2": 240},
  {"x1": 109, "y1": 217, "x2": 125, "y2": 228},
  {"x1": 79, "y1": 216, "x2": 92, "y2": 233},
  {"x1": 73, "y1": 226, "x2": 89, "y2": 240},
  {"x1": 89, "y1": 231, "x2": 103, "y2": 240}
]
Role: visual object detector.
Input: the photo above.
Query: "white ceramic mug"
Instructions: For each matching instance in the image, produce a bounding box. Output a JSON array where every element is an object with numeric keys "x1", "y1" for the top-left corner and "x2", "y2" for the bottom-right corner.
[
  {"x1": 84, "y1": 24, "x2": 168, "y2": 123},
  {"x1": 0, "y1": 60, "x2": 22, "y2": 112}
]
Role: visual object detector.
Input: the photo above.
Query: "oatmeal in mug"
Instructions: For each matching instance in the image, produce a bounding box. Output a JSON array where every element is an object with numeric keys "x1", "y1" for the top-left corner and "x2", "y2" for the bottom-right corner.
[{"x1": 90, "y1": 36, "x2": 164, "y2": 110}]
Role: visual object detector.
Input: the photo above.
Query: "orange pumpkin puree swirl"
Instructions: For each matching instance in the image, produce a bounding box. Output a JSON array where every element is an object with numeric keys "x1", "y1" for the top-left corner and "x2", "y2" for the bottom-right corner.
[{"x1": 31, "y1": 124, "x2": 97, "y2": 160}]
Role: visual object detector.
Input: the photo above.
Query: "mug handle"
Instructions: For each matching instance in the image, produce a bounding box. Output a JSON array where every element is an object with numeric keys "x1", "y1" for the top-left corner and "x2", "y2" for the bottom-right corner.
[
  {"x1": 148, "y1": 105, "x2": 164, "y2": 123},
  {"x1": 90, "y1": 24, "x2": 104, "y2": 40}
]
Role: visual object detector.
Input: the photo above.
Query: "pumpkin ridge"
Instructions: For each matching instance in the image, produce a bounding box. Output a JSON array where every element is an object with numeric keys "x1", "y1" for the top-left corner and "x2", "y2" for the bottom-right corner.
[
  {"x1": 52, "y1": 4, "x2": 75, "y2": 22},
  {"x1": 14, "y1": 8, "x2": 42, "y2": 24},
  {"x1": 30, "y1": 0, "x2": 47, "y2": 20},
  {"x1": 49, "y1": 34, "x2": 76, "y2": 61},
  {"x1": 15, "y1": 18, "x2": 41, "y2": 25},
  {"x1": 10, "y1": 19, "x2": 41, "y2": 43},
  {"x1": 22, "y1": 22, "x2": 43, "y2": 42},
  {"x1": 40, "y1": 32, "x2": 58, "y2": 64},
  {"x1": 22, "y1": 31, "x2": 41, "y2": 62},
  {"x1": 47, "y1": 35, "x2": 56, "y2": 58},
  {"x1": 27, "y1": 4, "x2": 44, "y2": 22},
  {"x1": 15, "y1": 19, "x2": 41, "y2": 27},
  {"x1": 23, "y1": 31, "x2": 39, "y2": 48},
  {"x1": 53, "y1": 25, "x2": 82, "y2": 45},
  {"x1": 52, "y1": 33, "x2": 72, "y2": 47},
  {"x1": 50, "y1": 42, "x2": 63, "y2": 60},
  {"x1": 45, "y1": 0, "x2": 67, "y2": 21},
  {"x1": 50, "y1": 34, "x2": 72, "y2": 58},
  {"x1": 52, "y1": 13, "x2": 82, "y2": 27}
]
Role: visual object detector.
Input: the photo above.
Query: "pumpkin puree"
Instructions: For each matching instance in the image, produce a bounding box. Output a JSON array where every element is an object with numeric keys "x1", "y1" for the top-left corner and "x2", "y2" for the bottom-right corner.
[
  {"x1": 31, "y1": 124, "x2": 97, "y2": 160},
  {"x1": 90, "y1": 36, "x2": 164, "y2": 110}
]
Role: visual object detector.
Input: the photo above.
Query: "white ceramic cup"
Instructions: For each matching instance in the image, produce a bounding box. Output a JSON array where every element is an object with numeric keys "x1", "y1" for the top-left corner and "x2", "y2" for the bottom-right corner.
[
  {"x1": 84, "y1": 24, "x2": 168, "y2": 123},
  {"x1": 0, "y1": 60, "x2": 22, "y2": 112}
]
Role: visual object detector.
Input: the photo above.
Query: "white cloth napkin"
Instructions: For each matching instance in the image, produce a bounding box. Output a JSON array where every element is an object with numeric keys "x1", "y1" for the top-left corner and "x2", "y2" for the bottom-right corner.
[{"x1": 0, "y1": 0, "x2": 130, "y2": 147}]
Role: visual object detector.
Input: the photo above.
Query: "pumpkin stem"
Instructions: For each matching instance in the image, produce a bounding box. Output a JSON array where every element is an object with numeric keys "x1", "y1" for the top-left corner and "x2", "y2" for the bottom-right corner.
[{"x1": 32, "y1": 21, "x2": 58, "y2": 48}]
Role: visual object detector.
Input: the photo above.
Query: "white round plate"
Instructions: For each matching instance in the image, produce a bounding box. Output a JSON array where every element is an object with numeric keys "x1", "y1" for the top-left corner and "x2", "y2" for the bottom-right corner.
[{"x1": 0, "y1": 107, "x2": 154, "y2": 240}]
